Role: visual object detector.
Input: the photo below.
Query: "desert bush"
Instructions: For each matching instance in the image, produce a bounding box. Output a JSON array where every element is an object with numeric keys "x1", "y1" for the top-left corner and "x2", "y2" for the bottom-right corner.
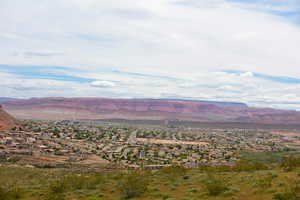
[
  {"x1": 198, "y1": 160, "x2": 269, "y2": 173},
  {"x1": 150, "y1": 192, "x2": 172, "y2": 199},
  {"x1": 159, "y1": 165, "x2": 187, "y2": 182},
  {"x1": 277, "y1": 181, "x2": 286, "y2": 187},
  {"x1": 86, "y1": 194, "x2": 104, "y2": 200},
  {"x1": 49, "y1": 180, "x2": 66, "y2": 193},
  {"x1": 223, "y1": 186, "x2": 240, "y2": 196},
  {"x1": 148, "y1": 186, "x2": 160, "y2": 192},
  {"x1": 198, "y1": 165, "x2": 217, "y2": 173},
  {"x1": 198, "y1": 165, "x2": 216, "y2": 173},
  {"x1": 253, "y1": 173, "x2": 275, "y2": 189},
  {"x1": 273, "y1": 192, "x2": 295, "y2": 200},
  {"x1": 86, "y1": 174, "x2": 105, "y2": 189},
  {"x1": 49, "y1": 173, "x2": 104, "y2": 192},
  {"x1": 45, "y1": 180, "x2": 67, "y2": 200},
  {"x1": 44, "y1": 192, "x2": 65, "y2": 200},
  {"x1": 280, "y1": 156, "x2": 300, "y2": 171},
  {"x1": 62, "y1": 175, "x2": 87, "y2": 190},
  {"x1": 0, "y1": 187, "x2": 5, "y2": 200},
  {"x1": 0, "y1": 184, "x2": 24, "y2": 200},
  {"x1": 203, "y1": 174, "x2": 228, "y2": 196},
  {"x1": 188, "y1": 187, "x2": 198, "y2": 193},
  {"x1": 240, "y1": 151, "x2": 284, "y2": 165},
  {"x1": 273, "y1": 180, "x2": 300, "y2": 200},
  {"x1": 233, "y1": 160, "x2": 269, "y2": 172},
  {"x1": 118, "y1": 170, "x2": 149, "y2": 199}
]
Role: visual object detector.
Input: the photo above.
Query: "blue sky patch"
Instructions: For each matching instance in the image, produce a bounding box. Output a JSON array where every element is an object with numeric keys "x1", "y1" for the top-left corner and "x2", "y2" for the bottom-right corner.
[
  {"x1": 224, "y1": 70, "x2": 300, "y2": 84},
  {"x1": 0, "y1": 65, "x2": 94, "y2": 83},
  {"x1": 112, "y1": 70, "x2": 181, "y2": 81},
  {"x1": 226, "y1": 0, "x2": 300, "y2": 23}
]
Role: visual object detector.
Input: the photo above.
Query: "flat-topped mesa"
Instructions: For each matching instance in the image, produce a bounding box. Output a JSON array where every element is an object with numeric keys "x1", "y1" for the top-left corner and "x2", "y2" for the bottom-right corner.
[
  {"x1": 0, "y1": 105, "x2": 21, "y2": 131},
  {"x1": 2, "y1": 97, "x2": 300, "y2": 124}
]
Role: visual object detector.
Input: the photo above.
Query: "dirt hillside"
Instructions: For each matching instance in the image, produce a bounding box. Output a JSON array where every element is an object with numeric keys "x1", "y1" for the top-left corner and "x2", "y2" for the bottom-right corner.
[{"x1": 0, "y1": 105, "x2": 20, "y2": 131}]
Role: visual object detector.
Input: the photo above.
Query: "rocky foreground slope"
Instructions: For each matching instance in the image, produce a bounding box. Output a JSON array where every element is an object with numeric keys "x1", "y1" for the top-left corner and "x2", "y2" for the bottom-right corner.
[
  {"x1": 2, "y1": 97, "x2": 300, "y2": 124},
  {"x1": 0, "y1": 105, "x2": 20, "y2": 131}
]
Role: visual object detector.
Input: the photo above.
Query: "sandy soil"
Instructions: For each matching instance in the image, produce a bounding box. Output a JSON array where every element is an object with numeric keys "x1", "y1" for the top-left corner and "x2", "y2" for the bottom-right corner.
[
  {"x1": 78, "y1": 155, "x2": 110, "y2": 165},
  {"x1": 270, "y1": 131, "x2": 300, "y2": 137}
]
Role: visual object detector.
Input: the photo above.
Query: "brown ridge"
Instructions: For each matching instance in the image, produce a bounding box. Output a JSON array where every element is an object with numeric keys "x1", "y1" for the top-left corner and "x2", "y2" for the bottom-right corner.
[
  {"x1": 2, "y1": 98, "x2": 300, "y2": 124},
  {"x1": 0, "y1": 105, "x2": 20, "y2": 131}
]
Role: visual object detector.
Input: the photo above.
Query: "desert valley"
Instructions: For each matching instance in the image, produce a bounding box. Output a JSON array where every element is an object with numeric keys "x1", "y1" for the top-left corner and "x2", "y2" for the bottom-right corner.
[
  {"x1": 2, "y1": 0, "x2": 300, "y2": 199},
  {"x1": 1, "y1": 98, "x2": 300, "y2": 200}
]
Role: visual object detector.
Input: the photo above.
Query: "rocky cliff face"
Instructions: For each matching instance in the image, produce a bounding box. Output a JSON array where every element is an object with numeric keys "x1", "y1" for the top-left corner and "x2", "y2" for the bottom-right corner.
[
  {"x1": 2, "y1": 97, "x2": 300, "y2": 124},
  {"x1": 0, "y1": 105, "x2": 20, "y2": 131}
]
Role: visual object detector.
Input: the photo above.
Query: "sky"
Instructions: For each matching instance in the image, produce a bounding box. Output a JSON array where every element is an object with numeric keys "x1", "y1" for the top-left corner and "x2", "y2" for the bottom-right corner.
[{"x1": 1, "y1": 0, "x2": 300, "y2": 110}]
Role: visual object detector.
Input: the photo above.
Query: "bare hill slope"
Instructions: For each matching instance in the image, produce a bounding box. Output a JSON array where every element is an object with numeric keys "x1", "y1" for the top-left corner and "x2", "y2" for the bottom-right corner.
[{"x1": 0, "y1": 105, "x2": 20, "y2": 131}]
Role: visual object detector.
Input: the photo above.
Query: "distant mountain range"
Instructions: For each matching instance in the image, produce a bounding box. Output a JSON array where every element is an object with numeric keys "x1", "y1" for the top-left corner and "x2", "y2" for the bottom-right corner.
[
  {"x1": 141, "y1": 98, "x2": 248, "y2": 108},
  {"x1": 1, "y1": 97, "x2": 300, "y2": 124}
]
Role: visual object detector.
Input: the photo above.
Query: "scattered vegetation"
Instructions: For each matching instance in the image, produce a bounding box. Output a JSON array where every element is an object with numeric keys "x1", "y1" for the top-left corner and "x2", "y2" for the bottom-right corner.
[
  {"x1": 118, "y1": 171, "x2": 149, "y2": 199},
  {"x1": 280, "y1": 156, "x2": 300, "y2": 171},
  {"x1": 0, "y1": 184, "x2": 24, "y2": 200},
  {"x1": 45, "y1": 180, "x2": 66, "y2": 200},
  {"x1": 203, "y1": 173, "x2": 229, "y2": 196},
  {"x1": 1, "y1": 151, "x2": 300, "y2": 199},
  {"x1": 159, "y1": 165, "x2": 187, "y2": 182},
  {"x1": 273, "y1": 180, "x2": 300, "y2": 200}
]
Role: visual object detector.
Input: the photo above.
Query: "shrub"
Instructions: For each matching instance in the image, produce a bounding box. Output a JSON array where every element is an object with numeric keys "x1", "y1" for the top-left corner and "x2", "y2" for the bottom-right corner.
[
  {"x1": 150, "y1": 192, "x2": 172, "y2": 199},
  {"x1": 273, "y1": 192, "x2": 296, "y2": 200},
  {"x1": 233, "y1": 160, "x2": 269, "y2": 172},
  {"x1": 45, "y1": 180, "x2": 67, "y2": 200},
  {"x1": 188, "y1": 187, "x2": 198, "y2": 193},
  {"x1": 0, "y1": 184, "x2": 24, "y2": 200},
  {"x1": 44, "y1": 193, "x2": 66, "y2": 200},
  {"x1": 280, "y1": 156, "x2": 300, "y2": 172},
  {"x1": 203, "y1": 174, "x2": 228, "y2": 196},
  {"x1": 223, "y1": 186, "x2": 240, "y2": 196},
  {"x1": 0, "y1": 187, "x2": 5, "y2": 200},
  {"x1": 49, "y1": 180, "x2": 66, "y2": 194},
  {"x1": 48, "y1": 173, "x2": 104, "y2": 193},
  {"x1": 255, "y1": 173, "x2": 275, "y2": 189},
  {"x1": 159, "y1": 165, "x2": 187, "y2": 182},
  {"x1": 118, "y1": 170, "x2": 149, "y2": 199},
  {"x1": 198, "y1": 160, "x2": 269, "y2": 173},
  {"x1": 148, "y1": 186, "x2": 160, "y2": 192},
  {"x1": 62, "y1": 175, "x2": 86, "y2": 190},
  {"x1": 87, "y1": 194, "x2": 104, "y2": 200},
  {"x1": 273, "y1": 180, "x2": 300, "y2": 200},
  {"x1": 277, "y1": 181, "x2": 286, "y2": 187},
  {"x1": 86, "y1": 174, "x2": 105, "y2": 189}
]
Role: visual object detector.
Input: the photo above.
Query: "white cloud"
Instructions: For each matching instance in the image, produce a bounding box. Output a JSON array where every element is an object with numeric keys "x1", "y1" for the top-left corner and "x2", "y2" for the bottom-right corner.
[
  {"x1": 90, "y1": 80, "x2": 116, "y2": 88},
  {"x1": 240, "y1": 72, "x2": 254, "y2": 77},
  {"x1": 0, "y1": 0, "x2": 300, "y2": 109},
  {"x1": 229, "y1": 0, "x2": 300, "y2": 12},
  {"x1": 0, "y1": 0, "x2": 299, "y2": 76},
  {"x1": 1, "y1": 69, "x2": 300, "y2": 110}
]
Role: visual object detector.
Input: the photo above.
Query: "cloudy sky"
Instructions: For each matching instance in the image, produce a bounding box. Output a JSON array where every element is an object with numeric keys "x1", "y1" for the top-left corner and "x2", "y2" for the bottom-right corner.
[{"x1": 1, "y1": 0, "x2": 300, "y2": 109}]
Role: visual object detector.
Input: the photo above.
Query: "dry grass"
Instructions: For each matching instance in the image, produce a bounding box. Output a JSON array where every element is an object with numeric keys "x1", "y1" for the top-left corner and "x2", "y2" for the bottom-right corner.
[{"x1": 0, "y1": 163, "x2": 300, "y2": 200}]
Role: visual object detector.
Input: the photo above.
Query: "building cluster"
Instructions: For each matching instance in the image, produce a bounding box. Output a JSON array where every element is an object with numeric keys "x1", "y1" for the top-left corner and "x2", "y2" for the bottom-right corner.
[{"x1": 0, "y1": 120, "x2": 292, "y2": 168}]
